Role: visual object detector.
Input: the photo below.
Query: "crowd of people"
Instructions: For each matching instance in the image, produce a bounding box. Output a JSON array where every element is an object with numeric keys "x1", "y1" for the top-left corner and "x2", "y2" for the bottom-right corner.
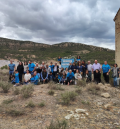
[{"x1": 8, "y1": 56, "x2": 120, "y2": 88}]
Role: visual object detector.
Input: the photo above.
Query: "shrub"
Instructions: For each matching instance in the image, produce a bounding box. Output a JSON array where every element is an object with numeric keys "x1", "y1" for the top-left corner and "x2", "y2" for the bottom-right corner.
[
  {"x1": 38, "y1": 102, "x2": 45, "y2": 107},
  {"x1": 21, "y1": 85, "x2": 34, "y2": 98},
  {"x1": 75, "y1": 88, "x2": 82, "y2": 94},
  {"x1": 87, "y1": 83, "x2": 101, "y2": 95},
  {"x1": 46, "y1": 119, "x2": 67, "y2": 129},
  {"x1": 61, "y1": 91, "x2": 78, "y2": 105},
  {"x1": 48, "y1": 90, "x2": 54, "y2": 95},
  {"x1": 0, "y1": 81, "x2": 12, "y2": 93},
  {"x1": 48, "y1": 81, "x2": 56, "y2": 89},
  {"x1": 1, "y1": 65, "x2": 8, "y2": 70},
  {"x1": 7, "y1": 109, "x2": 24, "y2": 116},
  {"x1": 2, "y1": 99, "x2": 14, "y2": 104},
  {"x1": 81, "y1": 101, "x2": 90, "y2": 105},
  {"x1": 77, "y1": 79, "x2": 86, "y2": 87},
  {"x1": 26, "y1": 100, "x2": 35, "y2": 108},
  {"x1": 13, "y1": 87, "x2": 20, "y2": 95}
]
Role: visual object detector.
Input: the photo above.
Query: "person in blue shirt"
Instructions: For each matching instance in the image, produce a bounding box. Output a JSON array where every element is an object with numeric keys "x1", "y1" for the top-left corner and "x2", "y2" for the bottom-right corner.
[
  {"x1": 8, "y1": 60, "x2": 15, "y2": 81},
  {"x1": 14, "y1": 70, "x2": 19, "y2": 86},
  {"x1": 30, "y1": 71, "x2": 39, "y2": 85},
  {"x1": 49, "y1": 62, "x2": 54, "y2": 73},
  {"x1": 102, "y1": 61, "x2": 111, "y2": 83},
  {"x1": 28, "y1": 61, "x2": 36, "y2": 74},
  {"x1": 76, "y1": 55, "x2": 81, "y2": 62},
  {"x1": 58, "y1": 56, "x2": 62, "y2": 64},
  {"x1": 77, "y1": 62, "x2": 83, "y2": 73},
  {"x1": 66, "y1": 70, "x2": 75, "y2": 85}
]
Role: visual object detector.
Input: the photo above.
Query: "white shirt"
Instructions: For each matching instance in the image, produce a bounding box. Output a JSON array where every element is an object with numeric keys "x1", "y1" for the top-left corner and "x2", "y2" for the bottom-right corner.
[
  {"x1": 24, "y1": 65, "x2": 28, "y2": 72},
  {"x1": 87, "y1": 64, "x2": 93, "y2": 71},
  {"x1": 24, "y1": 73, "x2": 31, "y2": 82},
  {"x1": 54, "y1": 66, "x2": 57, "y2": 72}
]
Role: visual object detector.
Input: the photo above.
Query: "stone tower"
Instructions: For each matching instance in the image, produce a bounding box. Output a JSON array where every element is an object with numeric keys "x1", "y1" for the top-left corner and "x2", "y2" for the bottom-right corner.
[{"x1": 114, "y1": 8, "x2": 120, "y2": 66}]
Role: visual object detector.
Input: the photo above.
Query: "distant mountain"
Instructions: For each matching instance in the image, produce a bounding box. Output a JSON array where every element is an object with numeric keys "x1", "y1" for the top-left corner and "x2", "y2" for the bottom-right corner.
[{"x1": 0, "y1": 37, "x2": 115, "y2": 64}]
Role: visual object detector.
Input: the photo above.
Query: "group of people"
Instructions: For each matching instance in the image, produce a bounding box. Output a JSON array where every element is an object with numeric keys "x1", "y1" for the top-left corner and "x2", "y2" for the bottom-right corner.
[{"x1": 8, "y1": 56, "x2": 120, "y2": 87}]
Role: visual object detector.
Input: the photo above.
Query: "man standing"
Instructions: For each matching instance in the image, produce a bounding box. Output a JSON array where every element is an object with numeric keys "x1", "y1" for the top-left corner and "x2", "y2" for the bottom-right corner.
[
  {"x1": 28, "y1": 61, "x2": 36, "y2": 74},
  {"x1": 102, "y1": 61, "x2": 111, "y2": 83},
  {"x1": 87, "y1": 61, "x2": 92, "y2": 81},
  {"x1": 53, "y1": 62, "x2": 59, "y2": 77},
  {"x1": 92, "y1": 60, "x2": 101, "y2": 82},
  {"x1": 8, "y1": 60, "x2": 16, "y2": 81}
]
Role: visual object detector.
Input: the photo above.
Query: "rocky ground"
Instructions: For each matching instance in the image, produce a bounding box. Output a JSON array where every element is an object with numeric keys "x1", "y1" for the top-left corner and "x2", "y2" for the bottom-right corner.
[{"x1": 0, "y1": 69, "x2": 120, "y2": 129}]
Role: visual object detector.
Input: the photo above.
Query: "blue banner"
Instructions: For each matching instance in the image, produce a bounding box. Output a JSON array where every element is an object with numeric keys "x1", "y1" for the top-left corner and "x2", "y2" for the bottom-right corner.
[{"x1": 61, "y1": 59, "x2": 74, "y2": 69}]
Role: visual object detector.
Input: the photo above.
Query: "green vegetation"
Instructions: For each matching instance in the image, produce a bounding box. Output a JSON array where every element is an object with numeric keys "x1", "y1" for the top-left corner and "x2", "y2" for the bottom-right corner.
[
  {"x1": 26, "y1": 100, "x2": 35, "y2": 108},
  {"x1": 7, "y1": 109, "x2": 24, "y2": 116},
  {"x1": 38, "y1": 102, "x2": 45, "y2": 107},
  {"x1": 61, "y1": 91, "x2": 78, "y2": 105},
  {"x1": 77, "y1": 79, "x2": 86, "y2": 87},
  {"x1": 0, "y1": 38, "x2": 115, "y2": 64},
  {"x1": 1, "y1": 65, "x2": 8, "y2": 70},
  {"x1": 21, "y1": 85, "x2": 34, "y2": 98},
  {"x1": 2, "y1": 99, "x2": 14, "y2": 104},
  {"x1": 48, "y1": 90, "x2": 54, "y2": 95},
  {"x1": 0, "y1": 81, "x2": 12, "y2": 93},
  {"x1": 13, "y1": 87, "x2": 20, "y2": 95},
  {"x1": 46, "y1": 119, "x2": 67, "y2": 129}
]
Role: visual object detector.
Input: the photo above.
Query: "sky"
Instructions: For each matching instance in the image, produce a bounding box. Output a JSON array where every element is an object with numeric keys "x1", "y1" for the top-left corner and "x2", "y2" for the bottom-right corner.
[{"x1": 0, "y1": 0, "x2": 119, "y2": 50}]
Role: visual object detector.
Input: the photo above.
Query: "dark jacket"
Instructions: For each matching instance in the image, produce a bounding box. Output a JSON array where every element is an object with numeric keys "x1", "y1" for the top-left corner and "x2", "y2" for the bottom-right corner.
[
  {"x1": 71, "y1": 65, "x2": 77, "y2": 73},
  {"x1": 53, "y1": 65, "x2": 59, "y2": 73},
  {"x1": 48, "y1": 74, "x2": 54, "y2": 81},
  {"x1": 17, "y1": 65, "x2": 24, "y2": 74}
]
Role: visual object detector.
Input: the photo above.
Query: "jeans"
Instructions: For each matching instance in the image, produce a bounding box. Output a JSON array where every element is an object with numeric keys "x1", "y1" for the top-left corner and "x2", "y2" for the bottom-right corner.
[
  {"x1": 9, "y1": 70, "x2": 14, "y2": 75},
  {"x1": 113, "y1": 77, "x2": 117, "y2": 86}
]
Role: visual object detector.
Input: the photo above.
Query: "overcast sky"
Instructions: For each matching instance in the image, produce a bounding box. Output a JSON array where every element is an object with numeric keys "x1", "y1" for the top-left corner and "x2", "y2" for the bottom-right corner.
[{"x1": 0, "y1": 0, "x2": 119, "y2": 50}]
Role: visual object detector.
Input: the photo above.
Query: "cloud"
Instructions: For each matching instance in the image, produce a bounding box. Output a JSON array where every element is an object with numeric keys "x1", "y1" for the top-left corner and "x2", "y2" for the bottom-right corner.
[{"x1": 0, "y1": 0, "x2": 119, "y2": 50}]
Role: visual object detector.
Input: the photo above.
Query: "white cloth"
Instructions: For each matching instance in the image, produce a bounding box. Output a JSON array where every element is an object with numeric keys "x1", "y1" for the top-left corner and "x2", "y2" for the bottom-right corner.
[
  {"x1": 87, "y1": 64, "x2": 92, "y2": 71},
  {"x1": 54, "y1": 66, "x2": 57, "y2": 72},
  {"x1": 46, "y1": 67, "x2": 51, "y2": 74},
  {"x1": 24, "y1": 73, "x2": 31, "y2": 82},
  {"x1": 24, "y1": 65, "x2": 28, "y2": 72},
  {"x1": 75, "y1": 73, "x2": 82, "y2": 79}
]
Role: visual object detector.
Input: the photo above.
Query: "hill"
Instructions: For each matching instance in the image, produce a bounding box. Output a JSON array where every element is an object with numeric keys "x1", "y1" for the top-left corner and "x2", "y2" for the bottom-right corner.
[{"x1": 0, "y1": 37, "x2": 115, "y2": 64}]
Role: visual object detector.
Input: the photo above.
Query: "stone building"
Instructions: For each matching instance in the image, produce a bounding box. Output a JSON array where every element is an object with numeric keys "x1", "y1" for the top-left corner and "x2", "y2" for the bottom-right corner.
[{"x1": 114, "y1": 8, "x2": 120, "y2": 66}]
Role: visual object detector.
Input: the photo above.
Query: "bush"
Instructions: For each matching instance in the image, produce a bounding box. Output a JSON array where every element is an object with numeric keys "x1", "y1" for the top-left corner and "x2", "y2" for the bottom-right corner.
[
  {"x1": 46, "y1": 119, "x2": 67, "y2": 129},
  {"x1": 77, "y1": 79, "x2": 86, "y2": 87},
  {"x1": 48, "y1": 90, "x2": 54, "y2": 96},
  {"x1": 1, "y1": 65, "x2": 8, "y2": 70},
  {"x1": 2, "y1": 99, "x2": 13, "y2": 104},
  {"x1": 81, "y1": 101, "x2": 90, "y2": 105},
  {"x1": 26, "y1": 100, "x2": 35, "y2": 108},
  {"x1": 38, "y1": 102, "x2": 45, "y2": 107},
  {"x1": 21, "y1": 85, "x2": 34, "y2": 98},
  {"x1": 0, "y1": 81, "x2": 12, "y2": 93},
  {"x1": 7, "y1": 109, "x2": 24, "y2": 116},
  {"x1": 13, "y1": 87, "x2": 20, "y2": 95},
  {"x1": 87, "y1": 83, "x2": 101, "y2": 95},
  {"x1": 61, "y1": 91, "x2": 78, "y2": 105},
  {"x1": 75, "y1": 88, "x2": 82, "y2": 94}
]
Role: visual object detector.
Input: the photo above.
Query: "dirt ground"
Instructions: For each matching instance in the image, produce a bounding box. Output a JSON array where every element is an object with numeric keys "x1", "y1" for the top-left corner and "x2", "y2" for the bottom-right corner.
[{"x1": 0, "y1": 70, "x2": 120, "y2": 129}]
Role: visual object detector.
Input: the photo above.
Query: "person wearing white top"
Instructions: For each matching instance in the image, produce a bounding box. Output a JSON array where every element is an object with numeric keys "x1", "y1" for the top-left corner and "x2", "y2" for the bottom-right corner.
[
  {"x1": 24, "y1": 70, "x2": 31, "y2": 84},
  {"x1": 24, "y1": 61, "x2": 28, "y2": 74},
  {"x1": 75, "y1": 69, "x2": 82, "y2": 85},
  {"x1": 46, "y1": 64, "x2": 51, "y2": 75}
]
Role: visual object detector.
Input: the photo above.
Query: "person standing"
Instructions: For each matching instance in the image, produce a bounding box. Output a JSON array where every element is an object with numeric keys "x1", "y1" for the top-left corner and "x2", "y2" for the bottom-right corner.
[
  {"x1": 87, "y1": 61, "x2": 93, "y2": 81},
  {"x1": 28, "y1": 61, "x2": 36, "y2": 74},
  {"x1": 53, "y1": 62, "x2": 59, "y2": 77},
  {"x1": 92, "y1": 60, "x2": 101, "y2": 82},
  {"x1": 111, "y1": 64, "x2": 119, "y2": 87},
  {"x1": 17, "y1": 62, "x2": 24, "y2": 83},
  {"x1": 24, "y1": 61, "x2": 28, "y2": 74},
  {"x1": 8, "y1": 60, "x2": 16, "y2": 81},
  {"x1": 102, "y1": 61, "x2": 111, "y2": 83}
]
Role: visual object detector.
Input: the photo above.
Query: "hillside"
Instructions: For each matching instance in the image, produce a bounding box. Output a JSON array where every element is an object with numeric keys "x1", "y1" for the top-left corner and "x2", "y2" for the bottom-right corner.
[{"x1": 0, "y1": 37, "x2": 115, "y2": 64}]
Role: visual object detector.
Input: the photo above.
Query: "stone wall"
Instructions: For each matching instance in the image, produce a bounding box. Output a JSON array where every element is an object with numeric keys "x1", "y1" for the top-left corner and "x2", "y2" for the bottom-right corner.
[{"x1": 114, "y1": 9, "x2": 120, "y2": 66}]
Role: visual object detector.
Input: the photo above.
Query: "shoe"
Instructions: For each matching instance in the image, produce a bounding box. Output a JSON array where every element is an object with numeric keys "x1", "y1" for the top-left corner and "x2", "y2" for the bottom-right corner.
[{"x1": 14, "y1": 84, "x2": 17, "y2": 86}]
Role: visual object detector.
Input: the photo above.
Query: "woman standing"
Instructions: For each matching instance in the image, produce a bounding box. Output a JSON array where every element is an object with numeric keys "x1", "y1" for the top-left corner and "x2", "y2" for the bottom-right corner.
[
  {"x1": 111, "y1": 64, "x2": 119, "y2": 87},
  {"x1": 17, "y1": 62, "x2": 24, "y2": 83},
  {"x1": 24, "y1": 61, "x2": 28, "y2": 74}
]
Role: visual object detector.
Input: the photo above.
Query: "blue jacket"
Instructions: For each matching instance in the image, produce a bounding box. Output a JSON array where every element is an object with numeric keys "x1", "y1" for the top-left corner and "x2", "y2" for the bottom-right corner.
[
  {"x1": 48, "y1": 74, "x2": 54, "y2": 81},
  {"x1": 15, "y1": 73, "x2": 19, "y2": 83},
  {"x1": 77, "y1": 66, "x2": 83, "y2": 72},
  {"x1": 30, "y1": 75, "x2": 39, "y2": 85},
  {"x1": 28, "y1": 63, "x2": 35, "y2": 72},
  {"x1": 49, "y1": 65, "x2": 54, "y2": 73},
  {"x1": 67, "y1": 72, "x2": 74, "y2": 80}
]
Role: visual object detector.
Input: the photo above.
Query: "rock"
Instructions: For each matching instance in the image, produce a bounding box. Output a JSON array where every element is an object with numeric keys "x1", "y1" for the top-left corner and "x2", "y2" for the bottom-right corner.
[
  {"x1": 75, "y1": 109, "x2": 86, "y2": 113},
  {"x1": 104, "y1": 104, "x2": 112, "y2": 110},
  {"x1": 65, "y1": 114, "x2": 73, "y2": 120},
  {"x1": 67, "y1": 110, "x2": 74, "y2": 114},
  {"x1": 101, "y1": 93, "x2": 110, "y2": 98},
  {"x1": 98, "y1": 83, "x2": 103, "y2": 86}
]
